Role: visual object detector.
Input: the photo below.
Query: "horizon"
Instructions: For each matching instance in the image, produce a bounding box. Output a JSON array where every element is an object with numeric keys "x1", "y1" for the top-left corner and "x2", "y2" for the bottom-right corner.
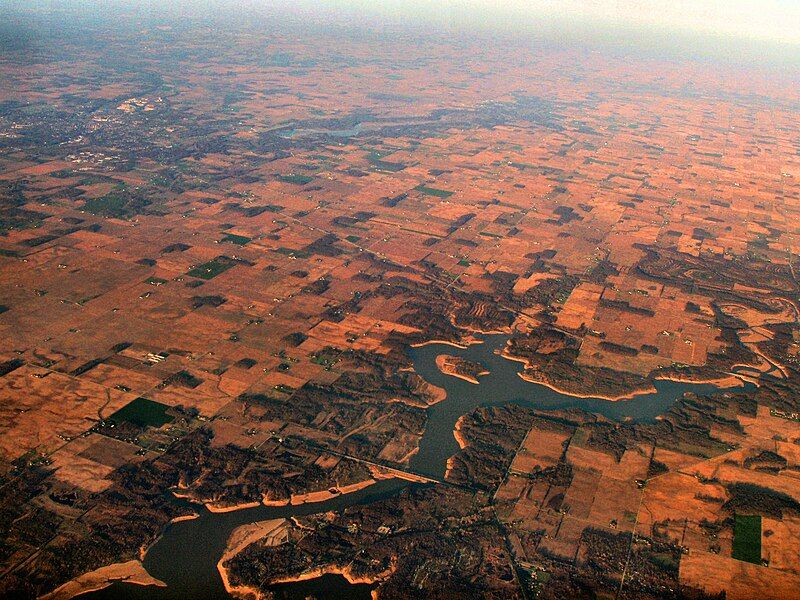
[{"x1": 3, "y1": 0, "x2": 800, "y2": 60}]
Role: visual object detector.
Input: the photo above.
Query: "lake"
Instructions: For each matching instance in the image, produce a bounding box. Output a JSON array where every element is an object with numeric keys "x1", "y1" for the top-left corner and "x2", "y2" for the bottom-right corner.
[{"x1": 81, "y1": 334, "x2": 750, "y2": 599}]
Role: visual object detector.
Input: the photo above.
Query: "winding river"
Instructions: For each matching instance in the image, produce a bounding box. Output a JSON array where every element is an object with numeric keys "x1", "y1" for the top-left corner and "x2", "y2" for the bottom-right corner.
[{"x1": 81, "y1": 335, "x2": 751, "y2": 599}]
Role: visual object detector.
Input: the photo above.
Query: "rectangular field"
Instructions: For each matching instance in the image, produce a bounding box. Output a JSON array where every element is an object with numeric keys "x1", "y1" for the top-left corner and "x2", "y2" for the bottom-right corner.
[{"x1": 732, "y1": 514, "x2": 761, "y2": 564}]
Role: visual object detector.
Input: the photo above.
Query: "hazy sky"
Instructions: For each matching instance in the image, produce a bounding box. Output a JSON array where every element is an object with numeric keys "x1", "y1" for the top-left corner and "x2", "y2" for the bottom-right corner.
[
  {"x1": 303, "y1": 0, "x2": 800, "y2": 45},
  {"x1": 4, "y1": 0, "x2": 800, "y2": 44},
  {"x1": 534, "y1": 0, "x2": 800, "y2": 44},
  {"x1": 3, "y1": 0, "x2": 800, "y2": 59}
]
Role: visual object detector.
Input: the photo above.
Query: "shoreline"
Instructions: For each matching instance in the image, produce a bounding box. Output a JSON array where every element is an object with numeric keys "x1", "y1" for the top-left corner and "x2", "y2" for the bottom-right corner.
[
  {"x1": 290, "y1": 479, "x2": 376, "y2": 505},
  {"x1": 500, "y1": 349, "x2": 655, "y2": 401},
  {"x1": 516, "y1": 370, "x2": 657, "y2": 401},
  {"x1": 652, "y1": 373, "x2": 747, "y2": 388},
  {"x1": 410, "y1": 337, "x2": 482, "y2": 349},
  {"x1": 268, "y1": 563, "x2": 388, "y2": 588},
  {"x1": 203, "y1": 479, "x2": 383, "y2": 512},
  {"x1": 444, "y1": 456, "x2": 457, "y2": 481},
  {"x1": 502, "y1": 348, "x2": 750, "y2": 402},
  {"x1": 422, "y1": 382, "x2": 448, "y2": 405},
  {"x1": 446, "y1": 372, "x2": 482, "y2": 385},
  {"x1": 453, "y1": 415, "x2": 469, "y2": 450},
  {"x1": 262, "y1": 497, "x2": 291, "y2": 507},
  {"x1": 140, "y1": 507, "x2": 199, "y2": 561},
  {"x1": 385, "y1": 380, "x2": 447, "y2": 407},
  {"x1": 41, "y1": 560, "x2": 165, "y2": 600},
  {"x1": 218, "y1": 524, "x2": 393, "y2": 600},
  {"x1": 169, "y1": 512, "x2": 199, "y2": 523},
  {"x1": 217, "y1": 519, "x2": 289, "y2": 600},
  {"x1": 205, "y1": 500, "x2": 261, "y2": 514},
  {"x1": 394, "y1": 445, "x2": 420, "y2": 465},
  {"x1": 175, "y1": 474, "x2": 403, "y2": 516}
]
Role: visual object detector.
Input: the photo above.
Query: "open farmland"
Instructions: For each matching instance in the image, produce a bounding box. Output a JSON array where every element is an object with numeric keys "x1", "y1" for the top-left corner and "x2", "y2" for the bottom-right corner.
[{"x1": 0, "y1": 3, "x2": 799, "y2": 600}]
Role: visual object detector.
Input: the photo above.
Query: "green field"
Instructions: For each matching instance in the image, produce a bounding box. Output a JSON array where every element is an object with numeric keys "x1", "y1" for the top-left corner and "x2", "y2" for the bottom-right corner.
[
  {"x1": 367, "y1": 152, "x2": 406, "y2": 172},
  {"x1": 276, "y1": 174, "x2": 313, "y2": 185},
  {"x1": 275, "y1": 247, "x2": 311, "y2": 259},
  {"x1": 83, "y1": 188, "x2": 151, "y2": 218},
  {"x1": 221, "y1": 233, "x2": 251, "y2": 245},
  {"x1": 732, "y1": 514, "x2": 761, "y2": 564},
  {"x1": 414, "y1": 184, "x2": 454, "y2": 198},
  {"x1": 187, "y1": 256, "x2": 237, "y2": 280},
  {"x1": 83, "y1": 193, "x2": 128, "y2": 216},
  {"x1": 108, "y1": 397, "x2": 173, "y2": 428}
]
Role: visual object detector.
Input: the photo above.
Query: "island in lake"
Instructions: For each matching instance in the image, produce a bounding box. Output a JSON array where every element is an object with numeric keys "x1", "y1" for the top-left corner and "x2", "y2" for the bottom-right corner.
[{"x1": 435, "y1": 354, "x2": 490, "y2": 384}]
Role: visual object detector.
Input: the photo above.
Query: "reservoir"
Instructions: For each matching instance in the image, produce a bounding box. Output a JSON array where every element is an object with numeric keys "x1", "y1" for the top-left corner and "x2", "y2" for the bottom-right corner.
[
  {"x1": 81, "y1": 334, "x2": 750, "y2": 599},
  {"x1": 407, "y1": 334, "x2": 753, "y2": 479},
  {"x1": 279, "y1": 123, "x2": 364, "y2": 139}
]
